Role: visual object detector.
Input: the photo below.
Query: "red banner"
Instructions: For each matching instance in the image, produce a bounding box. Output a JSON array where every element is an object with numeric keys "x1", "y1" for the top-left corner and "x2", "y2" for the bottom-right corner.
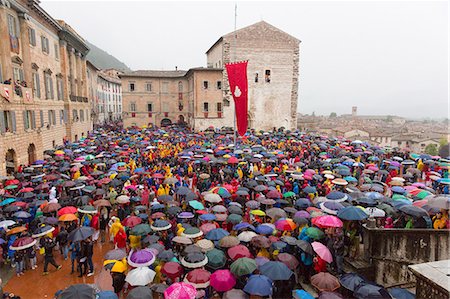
[{"x1": 225, "y1": 61, "x2": 248, "y2": 136}]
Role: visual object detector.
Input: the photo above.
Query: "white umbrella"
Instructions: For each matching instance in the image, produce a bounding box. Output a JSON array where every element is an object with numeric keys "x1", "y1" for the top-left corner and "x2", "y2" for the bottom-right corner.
[
  {"x1": 116, "y1": 195, "x2": 130, "y2": 204},
  {"x1": 237, "y1": 231, "x2": 258, "y2": 242},
  {"x1": 0, "y1": 220, "x2": 16, "y2": 229},
  {"x1": 125, "y1": 267, "x2": 156, "y2": 286},
  {"x1": 365, "y1": 207, "x2": 386, "y2": 218},
  {"x1": 204, "y1": 193, "x2": 222, "y2": 203}
]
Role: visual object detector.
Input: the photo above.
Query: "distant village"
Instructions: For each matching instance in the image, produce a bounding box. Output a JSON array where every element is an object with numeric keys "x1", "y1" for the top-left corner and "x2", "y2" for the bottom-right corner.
[{"x1": 297, "y1": 106, "x2": 449, "y2": 154}]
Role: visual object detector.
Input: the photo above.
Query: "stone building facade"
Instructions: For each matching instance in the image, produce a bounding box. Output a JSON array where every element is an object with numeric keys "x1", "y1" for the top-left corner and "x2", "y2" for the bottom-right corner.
[
  {"x1": 121, "y1": 21, "x2": 300, "y2": 131},
  {"x1": 206, "y1": 21, "x2": 300, "y2": 131},
  {"x1": 96, "y1": 70, "x2": 122, "y2": 124},
  {"x1": 0, "y1": 0, "x2": 92, "y2": 175}
]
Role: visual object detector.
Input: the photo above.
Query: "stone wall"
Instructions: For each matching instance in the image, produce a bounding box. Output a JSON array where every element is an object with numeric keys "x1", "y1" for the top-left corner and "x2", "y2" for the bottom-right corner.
[{"x1": 362, "y1": 226, "x2": 450, "y2": 287}]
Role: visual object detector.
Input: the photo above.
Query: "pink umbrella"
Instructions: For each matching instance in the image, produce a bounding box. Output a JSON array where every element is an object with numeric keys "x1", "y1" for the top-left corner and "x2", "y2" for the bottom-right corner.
[
  {"x1": 210, "y1": 269, "x2": 236, "y2": 292},
  {"x1": 200, "y1": 223, "x2": 216, "y2": 234},
  {"x1": 312, "y1": 241, "x2": 333, "y2": 263},
  {"x1": 312, "y1": 215, "x2": 343, "y2": 228},
  {"x1": 413, "y1": 199, "x2": 428, "y2": 208},
  {"x1": 164, "y1": 282, "x2": 197, "y2": 299}
]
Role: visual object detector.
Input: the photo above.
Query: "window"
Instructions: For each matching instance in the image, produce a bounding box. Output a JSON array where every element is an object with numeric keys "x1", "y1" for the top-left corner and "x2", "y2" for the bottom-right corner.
[
  {"x1": 203, "y1": 81, "x2": 209, "y2": 89},
  {"x1": 178, "y1": 82, "x2": 183, "y2": 92},
  {"x1": 32, "y1": 72, "x2": 40, "y2": 98},
  {"x1": 216, "y1": 81, "x2": 222, "y2": 90},
  {"x1": 7, "y1": 14, "x2": 18, "y2": 37},
  {"x1": 72, "y1": 109, "x2": 78, "y2": 122},
  {"x1": 129, "y1": 82, "x2": 135, "y2": 91},
  {"x1": 162, "y1": 82, "x2": 169, "y2": 93},
  {"x1": 0, "y1": 111, "x2": 16, "y2": 133},
  {"x1": 0, "y1": 62, "x2": 3, "y2": 83},
  {"x1": 203, "y1": 102, "x2": 209, "y2": 112},
  {"x1": 44, "y1": 72, "x2": 54, "y2": 99},
  {"x1": 146, "y1": 82, "x2": 152, "y2": 92},
  {"x1": 130, "y1": 102, "x2": 136, "y2": 112},
  {"x1": 54, "y1": 43, "x2": 59, "y2": 59},
  {"x1": 80, "y1": 110, "x2": 84, "y2": 122},
  {"x1": 217, "y1": 102, "x2": 222, "y2": 112},
  {"x1": 48, "y1": 110, "x2": 56, "y2": 125},
  {"x1": 162, "y1": 102, "x2": 169, "y2": 112},
  {"x1": 13, "y1": 65, "x2": 24, "y2": 82},
  {"x1": 223, "y1": 99, "x2": 230, "y2": 107},
  {"x1": 265, "y1": 70, "x2": 271, "y2": 83},
  {"x1": 28, "y1": 28, "x2": 36, "y2": 46},
  {"x1": 255, "y1": 73, "x2": 259, "y2": 83},
  {"x1": 56, "y1": 77, "x2": 64, "y2": 100},
  {"x1": 41, "y1": 36, "x2": 49, "y2": 54},
  {"x1": 23, "y1": 110, "x2": 35, "y2": 130},
  {"x1": 40, "y1": 110, "x2": 44, "y2": 127},
  {"x1": 147, "y1": 103, "x2": 153, "y2": 112},
  {"x1": 59, "y1": 110, "x2": 64, "y2": 124}
]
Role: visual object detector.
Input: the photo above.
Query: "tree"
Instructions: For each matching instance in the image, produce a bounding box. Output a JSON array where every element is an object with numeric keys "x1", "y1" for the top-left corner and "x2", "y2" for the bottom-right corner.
[
  {"x1": 424, "y1": 144, "x2": 438, "y2": 156},
  {"x1": 439, "y1": 143, "x2": 449, "y2": 158},
  {"x1": 329, "y1": 112, "x2": 337, "y2": 118}
]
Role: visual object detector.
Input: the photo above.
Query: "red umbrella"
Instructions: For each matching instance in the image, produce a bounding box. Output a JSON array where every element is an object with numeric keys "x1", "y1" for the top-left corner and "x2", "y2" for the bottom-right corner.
[
  {"x1": 311, "y1": 272, "x2": 340, "y2": 292},
  {"x1": 184, "y1": 268, "x2": 211, "y2": 288},
  {"x1": 122, "y1": 216, "x2": 142, "y2": 228},
  {"x1": 93, "y1": 199, "x2": 112, "y2": 208},
  {"x1": 12, "y1": 202, "x2": 28, "y2": 208},
  {"x1": 5, "y1": 179, "x2": 19, "y2": 186},
  {"x1": 151, "y1": 212, "x2": 165, "y2": 220},
  {"x1": 200, "y1": 223, "x2": 216, "y2": 234},
  {"x1": 161, "y1": 262, "x2": 184, "y2": 280},
  {"x1": 57, "y1": 206, "x2": 78, "y2": 216},
  {"x1": 266, "y1": 190, "x2": 282, "y2": 199},
  {"x1": 19, "y1": 187, "x2": 34, "y2": 193},
  {"x1": 10, "y1": 237, "x2": 36, "y2": 250},
  {"x1": 99, "y1": 177, "x2": 111, "y2": 184},
  {"x1": 152, "y1": 173, "x2": 164, "y2": 179},
  {"x1": 277, "y1": 253, "x2": 299, "y2": 270},
  {"x1": 228, "y1": 245, "x2": 252, "y2": 260},
  {"x1": 44, "y1": 174, "x2": 58, "y2": 181},
  {"x1": 227, "y1": 157, "x2": 239, "y2": 164}
]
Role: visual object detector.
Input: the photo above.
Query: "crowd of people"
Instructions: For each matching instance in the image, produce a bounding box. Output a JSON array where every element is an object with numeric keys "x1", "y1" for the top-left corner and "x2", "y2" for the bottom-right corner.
[{"x1": 0, "y1": 125, "x2": 449, "y2": 299}]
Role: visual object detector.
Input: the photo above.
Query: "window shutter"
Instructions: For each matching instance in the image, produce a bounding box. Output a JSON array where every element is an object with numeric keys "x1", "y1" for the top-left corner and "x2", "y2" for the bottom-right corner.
[
  {"x1": 40, "y1": 110, "x2": 44, "y2": 127},
  {"x1": 23, "y1": 110, "x2": 27, "y2": 130},
  {"x1": 36, "y1": 74, "x2": 40, "y2": 98},
  {"x1": 32, "y1": 111, "x2": 36, "y2": 129},
  {"x1": 0, "y1": 111, "x2": 5, "y2": 133},
  {"x1": 11, "y1": 111, "x2": 16, "y2": 132}
]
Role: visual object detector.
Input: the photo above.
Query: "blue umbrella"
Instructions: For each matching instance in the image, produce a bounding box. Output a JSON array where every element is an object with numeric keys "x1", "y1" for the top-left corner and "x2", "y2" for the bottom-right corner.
[
  {"x1": 205, "y1": 228, "x2": 229, "y2": 241},
  {"x1": 151, "y1": 204, "x2": 165, "y2": 210},
  {"x1": 97, "y1": 291, "x2": 118, "y2": 299},
  {"x1": 199, "y1": 214, "x2": 216, "y2": 221},
  {"x1": 366, "y1": 192, "x2": 384, "y2": 200},
  {"x1": 255, "y1": 224, "x2": 274, "y2": 235},
  {"x1": 392, "y1": 186, "x2": 406, "y2": 194},
  {"x1": 234, "y1": 222, "x2": 255, "y2": 231},
  {"x1": 293, "y1": 289, "x2": 315, "y2": 299},
  {"x1": 0, "y1": 198, "x2": 16, "y2": 206},
  {"x1": 357, "y1": 197, "x2": 378, "y2": 207},
  {"x1": 389, "y1": 288, "x2": 415, "y2": 299},
  {"x1": 271, "y1": 241, "x2": 287, "y2": 251},
  {"x1": 244, "y1": 275, "x2": 273, "y2": 297},
  {"x1": 320, "y1": 201, "x2": 345, "y2": 215},
  {"x1": 295, "y1": 198, "x2": 312, "y2": 209},
  {"x1": 391, "y1": 199, "x2": 412, "y2": 209},
  {"x1": 259, "y1": 261, "x2": 293, "y2": 281},
  {"x1": 344, "y1": 176, "x2": 358, "y2": 182},
  {"x1": 303, "y1": 186, "x2": 316, "y2": 194},
  {"x1": 326, "y1": 191, "x2": 347, "y2": 202},
  {"x1": 337, "y1": 206, "x2": 368, "y2": 221},
  {"x1": 354, "y1": 282, "x2": 391, "y2": 299},
  {"x1": 339, "y1": 273, "x2": 367, "y2": 291}
]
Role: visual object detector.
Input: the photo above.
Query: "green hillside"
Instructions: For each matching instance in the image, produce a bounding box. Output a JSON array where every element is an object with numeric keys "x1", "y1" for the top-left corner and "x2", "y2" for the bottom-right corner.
[{"x1": 86, "y1": 41, "x2": 131, "y2": 71}]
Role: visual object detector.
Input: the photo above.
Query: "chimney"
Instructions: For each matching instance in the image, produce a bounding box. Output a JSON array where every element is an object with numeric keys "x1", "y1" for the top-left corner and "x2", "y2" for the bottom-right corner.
[{"x1": 175, "y1": 66, "x2": 178, "y2": 71}]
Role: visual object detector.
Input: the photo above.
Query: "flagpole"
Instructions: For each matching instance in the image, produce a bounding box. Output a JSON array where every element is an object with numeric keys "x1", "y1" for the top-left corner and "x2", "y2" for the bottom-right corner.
[{"x1": 233, "y1": 3, "x2": 237, "y2": 148}]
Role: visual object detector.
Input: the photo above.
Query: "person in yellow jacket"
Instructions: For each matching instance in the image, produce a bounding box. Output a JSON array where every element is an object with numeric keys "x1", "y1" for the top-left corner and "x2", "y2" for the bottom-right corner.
[
  {"x1": 109, "y1": 217, "x2": 123, "y2": 241},
  {"x1": 73, "y1": 170, "x2": 81, "y2": 180},
  {"x1": 432, "y1": 210, "x2": 449, "y2": 229},
  {"x1": 176, "y1": 223, "x2": 185, "y2": 236},
  {"x1": 237, "y1": 168, "x2": 243, "y2": 180},
  {"x1": 129, "y1": 234, "x2": 141, "y2": 249},
  {"x1": 157, "y1": 185, "x2": 166, "y2": 197}
]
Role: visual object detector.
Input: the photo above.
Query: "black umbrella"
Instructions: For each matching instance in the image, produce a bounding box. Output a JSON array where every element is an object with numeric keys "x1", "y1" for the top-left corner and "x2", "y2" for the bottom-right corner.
[
  {"x1": 353, "y1": 282, "x2": 391, "y2": 299},
  {"x1": 58, "y1": 284, "x2": 95, "y2": 299},
  {"x1": 167, "y1": 206, "x2": 182, "y2": 216},
  {"x1": 104, "y1": 249, "x2": 127, "y2": 260},
  {"x1": 176, "y1": 186, "x2": 190, "y2": 195},
  {"x1": 295, "y1": 239, "x2": 314, "y2": 255},
  {"x1": 158, "y1": 249, "x2": 175, "y2": 262},
  {"x1": 339, "y1": 273, "x2": 367, "y2": 291},
  {"x1": 68, "y1": 227, "x2": 95, "y2": 242},
  {"x1": 399, "y1": 205, "x2": 429, "y2": 218},
  {"x1": 126, "y1": 286, "x2": 153, "y2": 299}
]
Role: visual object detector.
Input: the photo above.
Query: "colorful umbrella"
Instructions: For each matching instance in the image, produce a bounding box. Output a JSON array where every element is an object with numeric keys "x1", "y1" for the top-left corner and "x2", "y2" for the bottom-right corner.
[
  {"x1": 125, "y1": 267, "x2": 156, "y2": 286},
  {"x1": 10, "y1": 236, "x2": 36, "y2": 250},
  {"x1": 210, "y1": 269, "x2": 236, "y2": 292},
  {"x1": 311, "y1": 272, "x2": 340, "y2": 292},
  {"x1": 312, "y1": 241, "x2": 333, "y2": 263},
  {"x1": 183, "y1": 268, "x2": 211, "y2": 289},
  {"x1": 274, "y1": 218, "x2": 297, "y2": 231},
  {"x1": 230, "y1": 257, "x2": 257, "y2": 276},
  {"x1": 164, "y1": 282, "x2": 197, "y2": 299},
  {"x1": 128, "y1": 249, "x2": 155, "y2": 267}
]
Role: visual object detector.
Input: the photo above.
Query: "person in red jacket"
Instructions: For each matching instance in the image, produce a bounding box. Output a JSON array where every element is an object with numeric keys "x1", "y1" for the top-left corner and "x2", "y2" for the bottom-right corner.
[
  {"x1": 313, "y1": 256, "x2": 327, "y2": 273},
  {"x1": 91, "y1": 213, "x2": 100, "y2": 242},
  {"x1": 114, "y1": 228, "x2": 127, "y2": 250}
]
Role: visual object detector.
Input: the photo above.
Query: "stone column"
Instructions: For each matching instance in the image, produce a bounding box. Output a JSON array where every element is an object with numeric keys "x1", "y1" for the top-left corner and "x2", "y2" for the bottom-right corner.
[
  {"x1": 68, "y1": 46, "x2": 75, "y2": 96},
  {"x1": 75, "y1": 52, "x2": 82, "y2": 97},
  {"x1": 0, "y1": 8, "x2": 13, "y2": 81},
  {"x1": 18, "y1": 13, "x2": 32, "y2": 85}
]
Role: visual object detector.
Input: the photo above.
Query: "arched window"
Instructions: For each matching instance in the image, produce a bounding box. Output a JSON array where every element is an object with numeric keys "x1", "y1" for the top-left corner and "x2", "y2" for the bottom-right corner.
[{"x1": 178, "y1": 81, "x2": 183, "y2": 92}]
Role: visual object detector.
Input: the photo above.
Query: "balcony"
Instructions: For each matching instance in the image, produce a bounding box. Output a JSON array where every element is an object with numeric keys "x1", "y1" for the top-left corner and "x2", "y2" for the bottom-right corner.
[
  {"x1": 9, "y1": 35, "x2": 20, "y2": 54},
  {"x1": 70, "y1": 95, "x2": 88, "y2": 103},
  {"x1": 0, "y1": 83, "x2": 33, "y2": 103}
]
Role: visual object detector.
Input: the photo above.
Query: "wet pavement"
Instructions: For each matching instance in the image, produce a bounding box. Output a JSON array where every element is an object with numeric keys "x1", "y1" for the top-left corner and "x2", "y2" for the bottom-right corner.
[{"x1": 3, "y1": 241, "x2": 114, "y2": 298}]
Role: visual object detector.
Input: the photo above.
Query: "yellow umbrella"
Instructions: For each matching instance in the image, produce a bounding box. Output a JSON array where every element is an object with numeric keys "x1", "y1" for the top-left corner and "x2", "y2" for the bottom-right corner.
[
  {"x1": 104, "y1": 258, "x2": 127, "y2": 273},
  {"x1": 110, "y1": 173, "x2": 117, "y2": 179},
  {"x1": 55, "y1": 150, "x2": 64, "y2": 155},
  {"x1": 250, "y1": 210, "x2": 266, "y2": 216},
  {"x1": 223, "y1": 154, "x2": 231, "y2": 158}
]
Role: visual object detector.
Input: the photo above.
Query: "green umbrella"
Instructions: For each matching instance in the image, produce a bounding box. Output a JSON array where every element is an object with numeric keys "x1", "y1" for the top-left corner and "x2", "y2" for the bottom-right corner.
[
  {"x1": 392, "y1": 194, "x2": 408, "y2": 201},
  {"x1": 416, "y1": 191, "x2": 432, "y2": 200},
  {"x1": 206, "y1": 248, "x2": 226, "y2": 269},
  {"x1": 85, "y1": 154, "x2": 95, "y2": 161},
  {"x1": 227, "y1": 214, "x2": 242, "y2": 224},
  {"x1": 4, "y1": 185, "x2": 18, "y2": 190},
  {"x1": 189, "y1": 200, "x2": 205, "y2": 210},
  {"x1": 305, "y1": 227, "x2": 324, "y2": 240},
  {"x1": 130, "y1": 224, "x2": 152, "y2": 236},
  {"x1": 376, "y1": 203, "x2": 397, "y2": 217},
  {"x1": 230, "y1": 257, "x2": 257, "y2": 276},
  {"x1": 283, "y1": 191, "x2": 296, "y2": 198}
]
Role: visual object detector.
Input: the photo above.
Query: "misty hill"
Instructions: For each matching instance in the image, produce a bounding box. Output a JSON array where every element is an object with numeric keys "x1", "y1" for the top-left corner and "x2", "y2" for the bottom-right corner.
[{"x1": 86, "y1": 41, "x2": 131, "y2": 71}]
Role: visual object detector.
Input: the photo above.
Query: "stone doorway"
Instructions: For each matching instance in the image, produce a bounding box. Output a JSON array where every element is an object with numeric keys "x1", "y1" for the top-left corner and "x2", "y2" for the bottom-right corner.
[
  {"x1": 28, "y1": 143, "x2": 36, "y2": 165},
  {"x1": 5, "y1": 149, "x2": 17, "y2": 175}
]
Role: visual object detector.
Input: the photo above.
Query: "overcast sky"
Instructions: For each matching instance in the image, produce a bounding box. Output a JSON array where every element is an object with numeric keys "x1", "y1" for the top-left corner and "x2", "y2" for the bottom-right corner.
[{"x1": 42, "y1": 0, "x2": 448, "y2": 119}]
